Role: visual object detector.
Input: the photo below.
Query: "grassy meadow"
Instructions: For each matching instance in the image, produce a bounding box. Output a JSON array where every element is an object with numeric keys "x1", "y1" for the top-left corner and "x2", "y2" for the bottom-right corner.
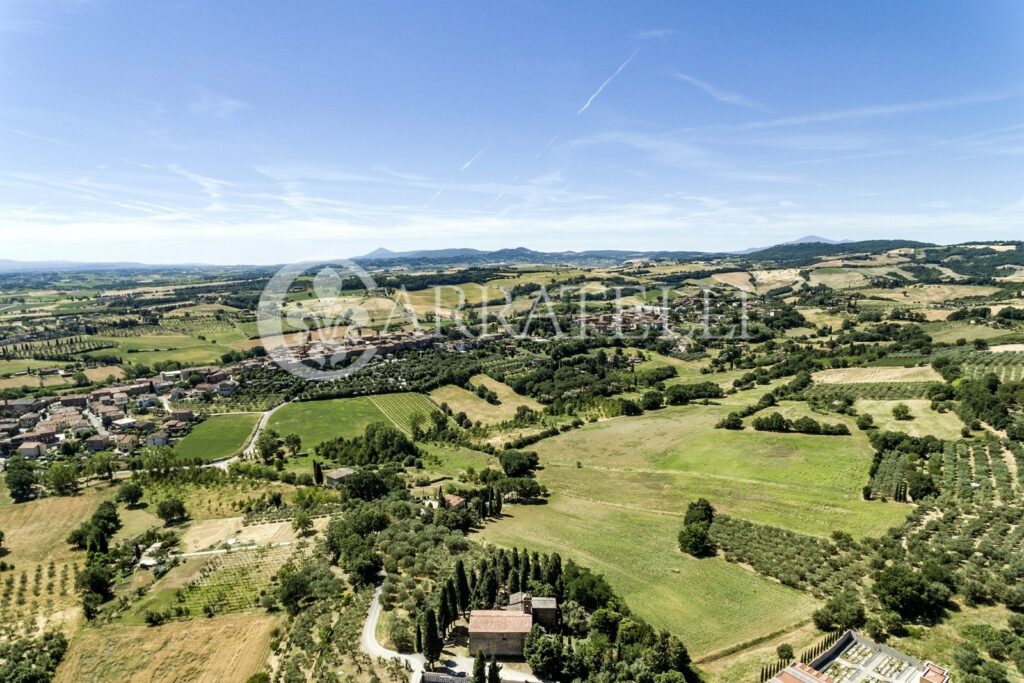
[
  {"x1": 174, "y1": 413, "x2": 261, "y2": 462},
  {"x1": 477, "y1": 495, "x2": 820, "y2": 658},
  {"x1": 526, "y1": 403, "x2": 907, "y2": 538},
  {"x1": 268, "y1": 396, "x2": 393, "y2": 449},
  {"x1": 854, "y1": 399, "x2": 967, "y2": 440},
  {"x1": 429, "y1": 374, "x2": 542, "y2": 424},
  {"x1": 55, "y1": 613, "x2": 278, "y2": 683}
]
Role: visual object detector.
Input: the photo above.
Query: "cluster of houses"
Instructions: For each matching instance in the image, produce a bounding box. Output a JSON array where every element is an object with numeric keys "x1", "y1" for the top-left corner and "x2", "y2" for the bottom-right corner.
[
  {"x1": 769, "y1": 631, "x2": 949, "y2": 683},
  {"x1": 293, "y1": 328, "x2": 443, "y2": 367},
  {"x1": 575, "y1": 306, "x2": 672, "y2": 335},
  {"x1": 0, "y1": 362, "x2": 255, "y2": 464},
  {"x1": 468, "y1": 592, "x2": 558, "y2": 657}
]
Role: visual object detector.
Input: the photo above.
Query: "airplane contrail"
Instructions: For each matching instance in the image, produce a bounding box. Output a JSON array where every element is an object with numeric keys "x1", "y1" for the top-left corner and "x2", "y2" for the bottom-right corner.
[{"x1": 577, "y1": 49, "x2": 640, "y2": 115}]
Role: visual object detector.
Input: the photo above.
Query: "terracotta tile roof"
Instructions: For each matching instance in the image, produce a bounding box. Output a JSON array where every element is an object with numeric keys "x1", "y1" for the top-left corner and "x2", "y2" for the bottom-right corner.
[
  {"x1": 469, "y1": 610, "x2": 532, "y2": 634},
  {"x1": 770, "y1": 663, "x2": 834, "y2": 683},
  {"x1": 920, "y1": 663, "x2": 950, "y2": 683}
]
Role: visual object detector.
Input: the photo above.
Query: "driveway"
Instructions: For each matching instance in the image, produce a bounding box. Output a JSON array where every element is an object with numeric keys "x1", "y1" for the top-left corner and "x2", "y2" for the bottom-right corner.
[{"x1": 360, "y1": 582, "x2": 541, "y2": 683}]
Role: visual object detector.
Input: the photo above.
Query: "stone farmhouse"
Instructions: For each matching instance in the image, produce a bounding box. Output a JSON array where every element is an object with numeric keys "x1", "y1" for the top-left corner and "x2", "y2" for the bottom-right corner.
[{"x1": 469, "y1": 592, "x2": 559, "y2": 657}]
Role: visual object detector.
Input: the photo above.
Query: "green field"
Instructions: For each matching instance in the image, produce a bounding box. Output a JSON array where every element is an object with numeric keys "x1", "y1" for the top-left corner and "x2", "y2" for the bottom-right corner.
[
  {"x1": 476, "y1": 398, "x2": 911, "y2": 657},
  {"x1": 528, "y1": 403, "x2": 907, "y2": 539},
  {"x1": 854, "y1": 399, "x2": 967, "y2": 439},
  {"x1": 477, "y1": 495, "x2": 820, "y2": 658},
  {"x1": 368, "y1": 392, "x2": 441, "y2": 433},
  {"x1": 0, "y1": 358, "x2": 69, "y2": 376},
  {"x1": 174, "y1": 413, "x2": 261, "y2": 461},
  {"x1": 267, "y1": 396, "x2": 392, "y2": 449},
  {"x1": 429, "y1": 375, "x2": 541, "y2": 424},
  {"x1": 83, "y1": 334, "x2": 233, "y2": 366},
  {"x1": 421, "y1": 443, "x2": 498, "y2": 478},
  {"x1": 922, "y1": 321, "x2": 1017, "y2": 344}
]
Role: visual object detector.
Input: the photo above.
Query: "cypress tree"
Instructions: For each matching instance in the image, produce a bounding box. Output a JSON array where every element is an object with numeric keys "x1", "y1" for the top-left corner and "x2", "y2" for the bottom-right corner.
[
  {"x1": 487, "y1": 657, "x2": 502, "y2": 683},
  {"x1": 415, "y1": 621, "x2": 423, "y2": 653},
  {"x1": 445, "y1": 581, "x2": 459, "y2": 628},
  {"x1": 508, "y1": 568, "x2": 521, "y2": 594},
  {"x1": 439, "y1": 597, "x2": 452, "y2": 635},
  {"x1": 545, "y1": 552, "x2": 562, "y2": 586},
  {"x1": 455, "y1": 559, "x2": 471, "y2": 614},
  {"x1": 473, "y1": 654, "x2": 487, "y2": 683},
  {"x1": 423, "y1": 609, "x2": 442, "y2": 668}
]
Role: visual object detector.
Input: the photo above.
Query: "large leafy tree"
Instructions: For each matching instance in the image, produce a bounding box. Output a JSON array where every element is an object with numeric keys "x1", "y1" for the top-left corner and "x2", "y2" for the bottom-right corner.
[
  {"x1": 4, "y1": 456, "x2": 37, "y2": 502},
  {"x1": 155, "y1": 498, "x2": 187, "y2": 526}
]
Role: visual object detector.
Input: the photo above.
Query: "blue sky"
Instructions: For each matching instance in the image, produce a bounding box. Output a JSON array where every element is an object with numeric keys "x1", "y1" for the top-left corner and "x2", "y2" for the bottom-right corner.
[{"x1": 1, "y1": 1, "x2": 1023, "y2": 264}]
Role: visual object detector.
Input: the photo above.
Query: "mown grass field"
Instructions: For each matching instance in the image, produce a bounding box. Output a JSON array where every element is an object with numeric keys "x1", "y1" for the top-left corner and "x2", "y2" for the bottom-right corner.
[
  {"x1": 82, "y1": 334, "x2": 232, "y2": 366},
  {"x1": 0, "y1": 489, "x2": 110, "y2": 564},
  {"x1": 55, "y1": 612, "x2": 278, "y2": 683},
  {"x1": 429, "y1": 374, "x2": 541, "y2": 424},
  {"x1": 420, "y1": 444, "x2": 498, "y2": 478},
  {"x1": 857, "y1": 284, "x2": 1001, "y2": 305},
  {"x1": 854, "y1": 399, "x2": 967, "y2": 439},
  {"x1": 477, "y1": 495, "x2": 820, "y2": 658},
  {"x1": 0, "y1": 358, "x2": 69, "y2": 376},
  {"x1": 813, "y1": 365, "x2": 942, "y2": 384},
  {"x1": 267, "y1": 396, "x2": 393, "y2": 448},
  {"x1": 922, "y1": 320, "x2": 1017, "y2": 344},
  {"x1": 174, "y1": 413, "x2": 261, "y2": 462},
  {"x1": 527, "y1": 403, "x2": 906, "y2": 539}
]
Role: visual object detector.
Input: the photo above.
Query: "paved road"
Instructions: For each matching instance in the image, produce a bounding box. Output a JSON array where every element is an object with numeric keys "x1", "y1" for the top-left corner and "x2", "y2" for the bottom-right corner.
[
  {"x1": 243, "y1": 403, "x2": 286, "y2": 458},
  {"x1": 360, "y1": 582, "x2": 541, "y2": 683},
  {"x1": 83, "y1": 408, "x2": 109, "y2": 437}
]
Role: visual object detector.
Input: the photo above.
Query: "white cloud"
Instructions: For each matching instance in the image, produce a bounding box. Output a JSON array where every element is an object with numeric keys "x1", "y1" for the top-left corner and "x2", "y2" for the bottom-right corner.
[
  {"x1": 633, "y1": 29, "x2": 674, "y2": 40},
  {"x1": 188, "y1": 89, "x2": 248, "y2": 119},
  {"x1": 736, "y1": 91, "x2": 1015, "y2": 130},
  {"x1": 673, "y1": 72, "x2": 765, "y2": 110}
]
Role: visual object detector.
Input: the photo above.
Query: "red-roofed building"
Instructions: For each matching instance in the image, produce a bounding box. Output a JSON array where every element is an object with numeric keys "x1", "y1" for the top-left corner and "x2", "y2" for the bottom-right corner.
[{"x1": 468, "y1": 610, "x2": 533, "y2": 657}]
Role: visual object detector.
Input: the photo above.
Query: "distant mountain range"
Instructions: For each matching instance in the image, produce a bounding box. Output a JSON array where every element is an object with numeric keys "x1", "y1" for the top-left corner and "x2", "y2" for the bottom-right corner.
[
  {"x1": 0, "y1": 236, "x2": 925, "y2": 273},
  {"x1": 356, "y1": 236, "x2": 853, "y2": 261}
]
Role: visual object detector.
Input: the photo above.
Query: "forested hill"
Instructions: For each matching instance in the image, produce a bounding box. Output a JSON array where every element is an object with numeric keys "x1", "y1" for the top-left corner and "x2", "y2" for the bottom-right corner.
[{"x1": 744, "y1": 240, "x2": 934, "y2": 266}]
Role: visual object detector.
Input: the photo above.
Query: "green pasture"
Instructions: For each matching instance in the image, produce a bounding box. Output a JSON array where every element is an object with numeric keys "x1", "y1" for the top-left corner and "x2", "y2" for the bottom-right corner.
[
  {"x1": 82, "y1": 334, "x2": 232, "y2": 366},
  {"x1": 527, "y1": 403, "x2": 907, "y2": 538},
  {"x1": 854, "y1": 399, "x2": 967, "y2": 440},
  {"x1": 477, "y1": 495, "x2": 820, "y2": 658},
  {"x1": 267, "y1": 396, "x2": 391, "y2": 449},
  {"x1": 0, "y1": 358, "x2": 69, "y2": 376},
  {"x1": 174, "y1": 413, "x2": 261, "y2": 462}
]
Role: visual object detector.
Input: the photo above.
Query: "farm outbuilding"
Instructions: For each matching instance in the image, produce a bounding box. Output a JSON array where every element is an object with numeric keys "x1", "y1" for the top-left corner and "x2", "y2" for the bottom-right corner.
[{"x1": 324, "y1": 467, "x2": 356, "y2": 488}]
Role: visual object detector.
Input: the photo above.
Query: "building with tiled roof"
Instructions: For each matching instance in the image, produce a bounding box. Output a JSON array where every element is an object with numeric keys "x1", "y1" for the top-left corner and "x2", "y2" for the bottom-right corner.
[
  {"x1": 468, "y1": 610, "x2": 533, "y2": 657},
  {"x1": 769, "y1": 631, "x2": 949, "y2": 683}
]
